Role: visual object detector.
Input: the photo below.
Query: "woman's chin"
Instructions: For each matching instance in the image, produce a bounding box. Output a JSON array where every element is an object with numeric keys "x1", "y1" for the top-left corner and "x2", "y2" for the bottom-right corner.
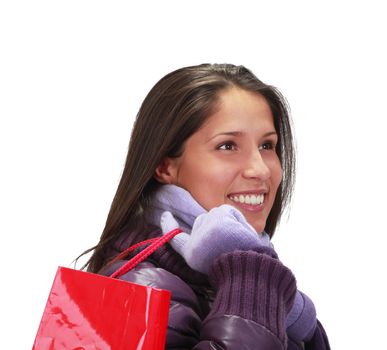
[{"x1": 249, "y1": 221, "x2": 266, "y2": 234}]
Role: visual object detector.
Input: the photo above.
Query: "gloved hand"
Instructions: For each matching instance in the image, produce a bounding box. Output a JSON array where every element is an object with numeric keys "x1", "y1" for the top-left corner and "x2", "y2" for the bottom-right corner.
[
  {"x1": 160, "y1": 204, "x2": 272, "y2": 274},
  {"x1": 286, "y1": 291, "x2": 317, "y2": 341}
]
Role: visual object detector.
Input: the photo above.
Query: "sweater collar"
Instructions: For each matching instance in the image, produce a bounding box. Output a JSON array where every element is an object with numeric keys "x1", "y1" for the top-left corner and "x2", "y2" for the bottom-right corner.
[{"x1": 147, "y1": 184, "x2": 207, "y2": 233}]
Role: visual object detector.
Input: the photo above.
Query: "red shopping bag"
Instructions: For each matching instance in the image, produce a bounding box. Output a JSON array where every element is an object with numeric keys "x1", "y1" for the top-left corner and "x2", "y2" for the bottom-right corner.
[{"x1": 32, "y1": 229, "x2": 182, "y2": 350}]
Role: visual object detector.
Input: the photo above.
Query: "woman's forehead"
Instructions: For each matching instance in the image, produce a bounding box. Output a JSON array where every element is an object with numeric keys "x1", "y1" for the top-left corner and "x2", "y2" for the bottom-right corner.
[{"x1": 198, "y1": 88, "x2": 275, "y2": 135}]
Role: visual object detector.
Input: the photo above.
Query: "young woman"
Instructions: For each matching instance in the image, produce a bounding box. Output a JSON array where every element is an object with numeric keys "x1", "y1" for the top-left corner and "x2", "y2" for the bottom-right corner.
[{"x1": 83, "y1": 64, "x2": 330, "y2": 349}]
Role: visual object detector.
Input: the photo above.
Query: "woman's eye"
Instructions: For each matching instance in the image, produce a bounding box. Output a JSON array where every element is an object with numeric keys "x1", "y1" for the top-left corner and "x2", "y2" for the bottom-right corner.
[
  {"x1": 259, "y1": 141, "x2": 275, "y2": 151},
  {"x1": 218, "y1": 142, "x2": 237, "y2": 151}
]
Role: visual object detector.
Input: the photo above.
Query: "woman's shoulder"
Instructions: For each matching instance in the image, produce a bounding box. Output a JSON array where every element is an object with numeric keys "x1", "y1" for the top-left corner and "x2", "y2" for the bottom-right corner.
[{"x1": 103, "y1": 260, "x2": 204, "y2": 313}]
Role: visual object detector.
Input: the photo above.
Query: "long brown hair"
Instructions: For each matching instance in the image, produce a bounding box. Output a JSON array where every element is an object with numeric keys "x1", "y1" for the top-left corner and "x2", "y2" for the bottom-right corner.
[{"x1": 83, "y1": 63, "x2": 296, "y2": 273}]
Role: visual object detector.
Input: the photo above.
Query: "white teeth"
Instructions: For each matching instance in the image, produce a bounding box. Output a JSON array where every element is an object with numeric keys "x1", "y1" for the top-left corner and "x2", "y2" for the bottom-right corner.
[{"x1": 230, "y1": 194, "x2": 264, "y2": 206}]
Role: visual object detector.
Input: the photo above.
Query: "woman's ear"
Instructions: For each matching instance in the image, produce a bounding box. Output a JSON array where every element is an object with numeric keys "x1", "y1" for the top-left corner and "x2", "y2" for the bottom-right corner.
[{"x1": 154, "y1": 157, "x2": 179, "y2": 184}]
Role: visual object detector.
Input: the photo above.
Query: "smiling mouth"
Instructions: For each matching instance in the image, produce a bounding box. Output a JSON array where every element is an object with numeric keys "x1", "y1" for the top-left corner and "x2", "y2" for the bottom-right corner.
[{"x1": 228, "y1": 193, "x2": 265, "y2": 206}]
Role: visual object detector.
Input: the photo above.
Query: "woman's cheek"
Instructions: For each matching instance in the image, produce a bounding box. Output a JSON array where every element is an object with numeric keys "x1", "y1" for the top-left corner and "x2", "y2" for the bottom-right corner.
[{"x1": 266, "y1": 155, "x2": 283, "y2": 185}]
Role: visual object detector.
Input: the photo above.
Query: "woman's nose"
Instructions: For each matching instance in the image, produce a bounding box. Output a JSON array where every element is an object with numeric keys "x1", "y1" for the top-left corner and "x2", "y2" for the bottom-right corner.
[{"x1": 242, "y1": 150, "x2": 271, "y2": 181}]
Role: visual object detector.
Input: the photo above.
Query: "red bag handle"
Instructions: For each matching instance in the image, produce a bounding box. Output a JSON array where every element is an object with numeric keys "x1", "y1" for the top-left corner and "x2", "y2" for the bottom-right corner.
[{"x1": 109, "y1": 228, "x2": 182, "y2": 278}]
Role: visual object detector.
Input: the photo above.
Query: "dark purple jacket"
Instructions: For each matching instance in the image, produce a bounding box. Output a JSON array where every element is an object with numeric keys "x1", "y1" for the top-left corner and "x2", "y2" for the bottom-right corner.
[{"x1": 103, "y1": 231, "x2": 330, "y2": 350}]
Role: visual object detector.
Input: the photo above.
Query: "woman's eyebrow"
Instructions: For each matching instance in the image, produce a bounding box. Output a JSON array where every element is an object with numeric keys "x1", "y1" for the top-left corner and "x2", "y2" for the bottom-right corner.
[
  {"x1": 206, "y1": 131, "x2": 243, "y2": 142},
  {"x1": 206, "y1": 130, "x2": 277, "y2": 142}
]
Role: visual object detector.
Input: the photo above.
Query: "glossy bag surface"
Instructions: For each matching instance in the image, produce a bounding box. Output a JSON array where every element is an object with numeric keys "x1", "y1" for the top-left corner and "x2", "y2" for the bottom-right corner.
[{"x1": 32, "y1": 266, "x2": 171, "y2": 350}]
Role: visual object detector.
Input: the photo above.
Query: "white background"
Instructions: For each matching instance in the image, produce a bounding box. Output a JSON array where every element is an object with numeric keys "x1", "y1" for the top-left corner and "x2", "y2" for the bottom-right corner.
[{"x1": 1, "y1": 1, "x2": 386, "y2": 349}]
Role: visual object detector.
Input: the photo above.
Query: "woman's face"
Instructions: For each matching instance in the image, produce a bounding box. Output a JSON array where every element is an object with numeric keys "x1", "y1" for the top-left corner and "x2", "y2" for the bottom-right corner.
[{"x1": 163, "y1": 87, "x2": 282, "y2": 233}]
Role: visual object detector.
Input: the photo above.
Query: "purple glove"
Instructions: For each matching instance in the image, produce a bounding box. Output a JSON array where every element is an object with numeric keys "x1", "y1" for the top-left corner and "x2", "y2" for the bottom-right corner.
[
  {"x1": 160, "y1": 204, "x2": 271, "y2": 274},
  {"x1": 286, "y1": 290, "x2": 317, "y2": 341}
]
